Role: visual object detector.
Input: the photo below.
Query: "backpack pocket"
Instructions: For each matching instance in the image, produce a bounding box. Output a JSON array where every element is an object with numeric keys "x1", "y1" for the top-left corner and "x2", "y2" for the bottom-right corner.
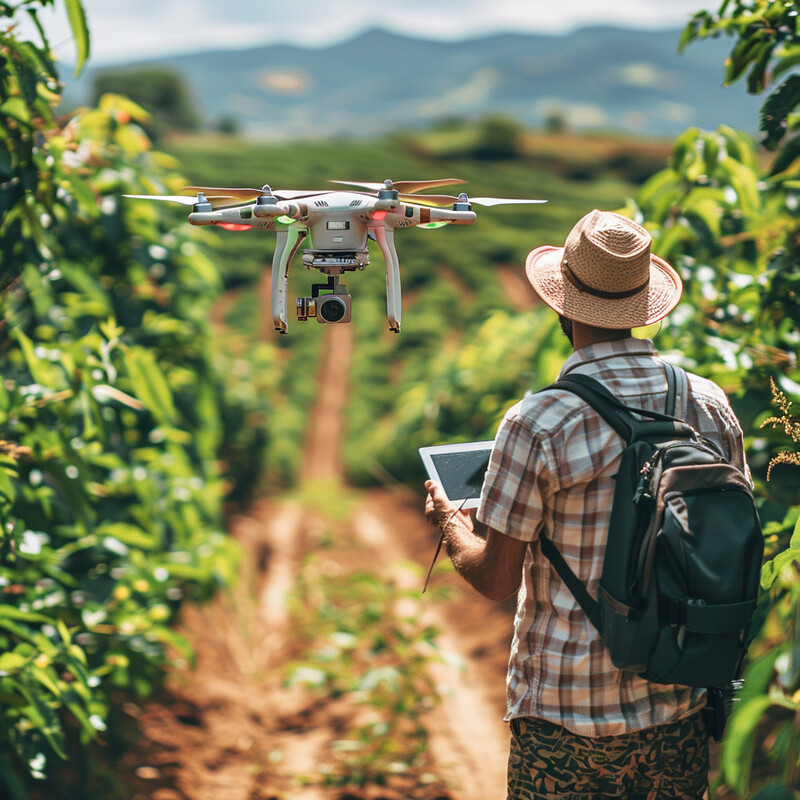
[{"x1": 644, "y1": 485, "x2": 761, "y2": 686}]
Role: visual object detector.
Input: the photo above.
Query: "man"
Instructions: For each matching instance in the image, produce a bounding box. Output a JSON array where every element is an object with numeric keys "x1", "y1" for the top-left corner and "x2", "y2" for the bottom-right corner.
[{"x1": 425, "y1": 210, "x2": 749, "y2": 800}]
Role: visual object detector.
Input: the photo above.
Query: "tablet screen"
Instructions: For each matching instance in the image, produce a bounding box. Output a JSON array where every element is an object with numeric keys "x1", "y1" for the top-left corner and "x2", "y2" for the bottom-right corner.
[{"x1": 419, "y1": 441, "x2": 494, "y2": 509}]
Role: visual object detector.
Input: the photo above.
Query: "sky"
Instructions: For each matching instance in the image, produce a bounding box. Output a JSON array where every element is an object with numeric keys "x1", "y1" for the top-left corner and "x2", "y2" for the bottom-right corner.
[{"x1": 32, "y1": 0, "x2": 710, "y2": 65}]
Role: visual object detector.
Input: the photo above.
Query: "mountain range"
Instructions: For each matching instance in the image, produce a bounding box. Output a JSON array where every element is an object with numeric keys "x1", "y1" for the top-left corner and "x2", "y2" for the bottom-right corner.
[{"x1": 62, "y1": 26, "x2": 763, "y2": 139}]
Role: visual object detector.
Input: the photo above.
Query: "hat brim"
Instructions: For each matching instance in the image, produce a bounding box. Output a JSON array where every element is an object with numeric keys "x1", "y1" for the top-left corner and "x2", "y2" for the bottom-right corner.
[{"x1": 525, "y1": 245, "x2": 682, "y2": 329}]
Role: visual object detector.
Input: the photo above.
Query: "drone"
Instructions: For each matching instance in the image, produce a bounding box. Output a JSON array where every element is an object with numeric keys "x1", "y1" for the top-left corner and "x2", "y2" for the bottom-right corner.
[{"x1": 125, "y1": 179, "x2": 545, "y2": 334}]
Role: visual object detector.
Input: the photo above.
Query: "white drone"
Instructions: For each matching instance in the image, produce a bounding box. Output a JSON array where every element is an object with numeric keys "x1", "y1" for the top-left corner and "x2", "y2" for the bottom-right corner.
[{"x1": 125, "y1": 179, "x2": 545, "y2": 333}]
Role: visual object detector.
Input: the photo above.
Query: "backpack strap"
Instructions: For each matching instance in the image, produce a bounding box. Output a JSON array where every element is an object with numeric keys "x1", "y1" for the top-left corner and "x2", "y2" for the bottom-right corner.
[
  {"x1": 538, "y1": 365, "x2": 692, "y2": 633},
  {"x1": 549, "y1": 373, "x2": 692, "y2": 444},
  {"x1": 664, "y1": 362, "x2": 689, "y2": 419},
  {"x1": 665, "y1": 362, "x2": 677, "y2": 416},
  {"x1": 539, "y1": 534, "x2": 602, "y2": 630}
]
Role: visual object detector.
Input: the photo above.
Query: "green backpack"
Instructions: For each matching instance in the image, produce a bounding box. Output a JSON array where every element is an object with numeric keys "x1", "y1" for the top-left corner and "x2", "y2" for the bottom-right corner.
[{"x1": 539, "y1": 364, "x2": 763, "y2": 690}]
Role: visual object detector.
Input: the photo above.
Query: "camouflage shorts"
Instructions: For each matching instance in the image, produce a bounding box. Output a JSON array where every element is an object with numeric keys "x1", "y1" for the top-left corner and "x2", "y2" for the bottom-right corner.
[{"x1": 506, "y1": 713, "x2": 709, "y2": 800}]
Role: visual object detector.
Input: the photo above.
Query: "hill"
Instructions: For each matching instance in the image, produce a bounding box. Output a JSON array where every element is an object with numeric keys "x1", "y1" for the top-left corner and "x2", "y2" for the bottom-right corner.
[{"x1": 61, "y1": 26, "x2": 762, "y2": 139}]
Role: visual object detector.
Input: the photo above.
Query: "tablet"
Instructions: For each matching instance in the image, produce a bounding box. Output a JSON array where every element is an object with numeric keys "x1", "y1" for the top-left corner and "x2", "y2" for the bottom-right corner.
[{"x1": 419, "y1": 440, "x2": 494, "y2": 510}]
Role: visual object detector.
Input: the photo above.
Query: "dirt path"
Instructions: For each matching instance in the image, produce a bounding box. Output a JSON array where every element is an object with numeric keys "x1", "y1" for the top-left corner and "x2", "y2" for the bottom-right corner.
[{"x1": 119, "y1": 322, "x2": 514, "y2": 800}]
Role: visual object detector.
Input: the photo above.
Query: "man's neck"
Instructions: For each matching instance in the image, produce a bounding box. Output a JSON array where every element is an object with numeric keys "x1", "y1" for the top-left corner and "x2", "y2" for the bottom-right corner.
[{"x1": 571, "y1": 321, "x2": 632, "y2": 352}]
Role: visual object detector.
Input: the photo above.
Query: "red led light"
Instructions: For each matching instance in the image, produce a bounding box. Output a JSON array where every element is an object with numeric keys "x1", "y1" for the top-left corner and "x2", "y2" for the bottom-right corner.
[
  {"x1": 217, "y1": 223, "x2": 252, "y2": 232},
  {"x1": 371, "y1": 210, "x2": 388, "y2": 221}
]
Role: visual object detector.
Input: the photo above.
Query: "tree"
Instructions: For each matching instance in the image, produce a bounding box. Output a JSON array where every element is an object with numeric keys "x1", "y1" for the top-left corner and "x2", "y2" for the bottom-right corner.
[
  {"x1": 0, "y1": 3, "x2": 269, "y2": 794},
  {"x1": 471, "y1": 114, "x2": 523, "y2": 160},
  {"x1": 625, "y1": 3, "x2": 800, "y2": 794},
  {"x1": 91, "y1": 67, "x2": 202, "y2": 137}
]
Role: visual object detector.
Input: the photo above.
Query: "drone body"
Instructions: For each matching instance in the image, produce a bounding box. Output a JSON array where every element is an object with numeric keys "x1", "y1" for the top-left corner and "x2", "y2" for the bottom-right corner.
[{"x1": 126, "y1": 179, "x2": 544, "y2": 333}]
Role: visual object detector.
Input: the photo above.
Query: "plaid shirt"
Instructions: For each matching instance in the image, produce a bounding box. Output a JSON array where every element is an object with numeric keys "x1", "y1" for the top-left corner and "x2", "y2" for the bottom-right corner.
[{"x1": 476, "y1": 337, "x2": 748, "y2": 736}]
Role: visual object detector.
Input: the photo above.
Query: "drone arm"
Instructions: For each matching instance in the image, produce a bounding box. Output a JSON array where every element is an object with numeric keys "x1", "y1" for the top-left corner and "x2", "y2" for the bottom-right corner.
[
  {"x1": 426, "y1": 207, "x2": 477, "y2": 225},
  {"x1": 271, "y1": 226, "x2": 306, "y2": 333},
  {"x1": 255, "y1": 201, "x2": 307, "y2": 220},
  {"x1": 372, "y1": 225, "x2": 401, "y2": 333}
]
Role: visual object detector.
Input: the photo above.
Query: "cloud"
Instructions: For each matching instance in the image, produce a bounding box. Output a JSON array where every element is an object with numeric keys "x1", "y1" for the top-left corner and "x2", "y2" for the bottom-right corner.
[{"x1": 22, "y1": 0, "x2": 707, "y2": 65}]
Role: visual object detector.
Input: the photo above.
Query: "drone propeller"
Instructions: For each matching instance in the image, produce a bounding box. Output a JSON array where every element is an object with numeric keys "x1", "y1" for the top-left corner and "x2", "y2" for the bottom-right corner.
[
  {"x1": 182, "y1": 185, "x2": 333, "y2": 203},
  {"x1": 124, "y1": 194, "x2": 205, "y2": 206},
  {"x1": 406, "y1": 193, "x2": 547, "y2": 208},
  {"x1": 124, "y1": 193, "x2": 252, "y2": 208},
  {"x1": 329, "y1": 178, "x2": 467, "y2": 194}
]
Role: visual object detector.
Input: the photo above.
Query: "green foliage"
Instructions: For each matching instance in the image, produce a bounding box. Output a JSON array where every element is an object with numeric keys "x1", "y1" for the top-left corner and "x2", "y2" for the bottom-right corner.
[
  {"x1": 682, "y1": 2, "x2": 800, "y2": 153},
  {"x1": 0, "y1": 3, "x2": 263, "y2": 792},
  {"x1": 622, "y1": 5, "x2": 800, "y2": 795},
  {"x1": 348, "y1": 310, "x2": 568, "y2": 486}
]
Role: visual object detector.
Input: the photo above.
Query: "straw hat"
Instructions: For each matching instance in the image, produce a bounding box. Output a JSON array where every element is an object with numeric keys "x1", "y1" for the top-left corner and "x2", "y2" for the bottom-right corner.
[{"x1": 525, "y1": 210, "x2": 682, "y2": 329}]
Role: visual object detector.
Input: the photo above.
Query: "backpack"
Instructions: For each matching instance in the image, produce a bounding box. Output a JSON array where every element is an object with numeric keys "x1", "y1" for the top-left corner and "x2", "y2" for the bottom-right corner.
[{"x1": 538, "y1": 363, "x2": 764, "y2": 689}]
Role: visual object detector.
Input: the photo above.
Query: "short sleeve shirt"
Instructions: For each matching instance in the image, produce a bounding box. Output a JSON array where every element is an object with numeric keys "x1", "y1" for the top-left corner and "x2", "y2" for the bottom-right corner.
[{"x1": 476, "y1": 337, "x2": 748, "y2": 736}]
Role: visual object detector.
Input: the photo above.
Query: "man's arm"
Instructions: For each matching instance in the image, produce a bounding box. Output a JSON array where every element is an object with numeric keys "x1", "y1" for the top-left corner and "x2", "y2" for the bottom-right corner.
[{"x1": 425, "y1": 480, "x2": 528, "y2": 602}]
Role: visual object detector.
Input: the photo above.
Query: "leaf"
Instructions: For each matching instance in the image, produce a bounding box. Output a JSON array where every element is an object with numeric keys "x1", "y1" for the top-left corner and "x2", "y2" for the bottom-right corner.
[
  {"x1": 760, "y1": 77, "x2": 800, "y2": 150},
  {"x1": 772, "y1": 44, "x2": 800, "y2": 82},
  {"x1": 0, "y1": 97, "x2": 30, "y2": 125},
  {"x1": 768, "y1": 133, "x2": 800, "y2": 177},
  {"x1": 725, "y1": 33, "x2": 765, "y2": 86},
  {"x1": 64, "y1": 0, "x2": 90, "y2": 76},
  {"x1": 761, "y1": 545, "x2": 800, "y2": 589},
  {"x1": 122, "y1": 348, "x2": 177, "y2": 426},
  {"x1": 95, "y1": 522, "x2": 156, "y2": 550},
  {"x1": 721, "y1": 155, "x2": 761, "y2": 218},
  {"x1": 747, "y1": 41, "x2": 777, "y2": 94},
  {"x1": 0, "y1": 606, "x2": 55, "y2": 625},
  {"x1": 721, "y1": 695, "x2": 774, "y2": 794},
  {"x1": 0, "y1": 652, "x2": 28, "y2": 672},
  {"x1": 10, "y1": 676, "x2": 67, "y2": 760}
]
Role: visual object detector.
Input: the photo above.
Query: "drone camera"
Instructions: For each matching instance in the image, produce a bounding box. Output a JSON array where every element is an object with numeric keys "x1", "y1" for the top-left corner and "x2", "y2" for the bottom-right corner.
[
  {"x1": 297, "y1": 276, "x2": 352, "y2": 324},
  {"x1": 317, "y1": 293, "x2": 351, "y2": 324},
  {"x1": 296, "y1": 293, "x2": 352, "y2": 324}
]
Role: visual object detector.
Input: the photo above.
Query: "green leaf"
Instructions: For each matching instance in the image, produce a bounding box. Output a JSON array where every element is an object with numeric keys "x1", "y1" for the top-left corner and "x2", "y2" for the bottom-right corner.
[
  {"x1": 95, "y1": 522, "x2": 156, "y2": 550},
  {"x1": 761, "y1": 77, "x2": 800, "y2": 150},
  {"x1": 772, "y1": 44, "x2": 800, "y2": 82},
  {"x1": 0, "y1": 97, "x2": 30, "y2": 125},
  {"x1": 721, "y1": 155, "x2": 761, "y2": 218},
  {"x1": 64, "y1": 0, "x2": 90, "y2": 76},
  {"x1": 768, "y1": 133, "x2": 800, "y2": 177},
  {"x1": 725, "y1": 33, "x2": 765, "y2": 86},
  {"x1": 747, "y1": 41, "x2": 776, "y2": 94},
  {"x1": 7, "y1": 675, "x2": 66, "y2": 757},
  {"x1": 761, "y1": 545, "x2": 800, "y2": 589},
  {"x1": 0, "y1": 606, "x2": 55, "y2": 625},
  {"x1": 122, "y1": 348, "x2": 177, "y2": 426},
  {"x1": 721, "y1": 695, "x2": 774, "y2": 794},
  {"x1": 0, "y1": 652, "x2": 28, "y2": 672}
]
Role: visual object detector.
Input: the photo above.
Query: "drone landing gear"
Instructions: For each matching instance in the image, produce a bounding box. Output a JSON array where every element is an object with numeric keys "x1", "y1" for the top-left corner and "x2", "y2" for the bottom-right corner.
[
  {"x1": 272, "y1": 227, "x2": 308, "y2": 334},
  {"x1": 371, "y1": 225, "x2": 401, "y2": 333}
]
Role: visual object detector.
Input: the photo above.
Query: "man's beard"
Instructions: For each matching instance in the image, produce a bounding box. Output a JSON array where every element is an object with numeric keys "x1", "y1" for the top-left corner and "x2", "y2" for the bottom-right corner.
[{"x1": 558, "y1": 315, "x2": 574, "y2": 345}]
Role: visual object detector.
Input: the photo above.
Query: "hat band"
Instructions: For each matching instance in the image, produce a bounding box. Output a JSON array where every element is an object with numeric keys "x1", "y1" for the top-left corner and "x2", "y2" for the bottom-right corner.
[{"x1": 561, "y1": 259, "x2": 650, "y2": 300}]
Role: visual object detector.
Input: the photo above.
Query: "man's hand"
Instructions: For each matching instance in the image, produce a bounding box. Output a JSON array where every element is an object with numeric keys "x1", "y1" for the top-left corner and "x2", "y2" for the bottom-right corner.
[
  {"x1": 422, "y1": 479, "x2": 526, "y2": 602},
  {"x1": 424, "y1": 480, "x2": 473, "y2": 532}
]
